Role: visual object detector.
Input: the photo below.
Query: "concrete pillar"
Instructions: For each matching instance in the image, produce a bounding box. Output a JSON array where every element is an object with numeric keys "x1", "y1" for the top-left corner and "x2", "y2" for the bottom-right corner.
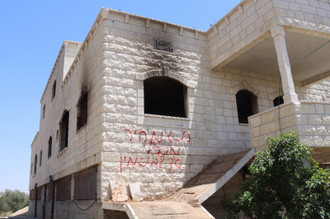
[{"x1": 271, "y1": 26, "x2": 299, "y2": 104}]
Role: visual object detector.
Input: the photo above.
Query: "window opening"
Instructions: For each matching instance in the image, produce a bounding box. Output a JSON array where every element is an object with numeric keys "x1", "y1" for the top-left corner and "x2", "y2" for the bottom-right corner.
[
  {"x1": 48, "y1": 136, "x2": 52, "y2": 158},
  {"x1": 60, "y1": 111, "x2": 69, "y2": 151},
  {"x1": 236, "y1": 90, "x2": 258, "y2": 124},
  {"x1": 144, "y1": 77, "x2": 186, "y2": 118},
  {"x1": 39, "y1": 151, "x2": 42, "y2": 167},
  {"x1": 42, "y1": 105, "x2": 46, "y2": 119},
  {"x1": 56, "y1": 130, "x2": 58, "y2": 141},
  {"x1": 31, "y1": 163, "x2": 33, "y2": 175},
  {"x1": 34, "y1": 155, "x2": 37, "y2": 174},
  {"x1": 77, "y1": 92, "x2": 88, "y2": 131},
  {"x1": 52, "y1": 81, "x2": 56, "y2": 101},
  {"x1": 273, "y1": 96, "x2": 284, "y2": 107}
]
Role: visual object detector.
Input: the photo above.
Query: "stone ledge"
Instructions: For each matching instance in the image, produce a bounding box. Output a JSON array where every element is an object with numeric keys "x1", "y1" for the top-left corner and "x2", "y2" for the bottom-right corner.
[{"x1": 144, "y1": 114, "x2": 190, "y2": 121}]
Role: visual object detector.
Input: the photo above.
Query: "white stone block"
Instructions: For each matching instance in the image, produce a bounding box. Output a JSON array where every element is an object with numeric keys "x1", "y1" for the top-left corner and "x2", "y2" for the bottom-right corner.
[
  {"x1": 128, "y1": 183, "x2": 143, "y2": 201},
  {"x1": 109, "y1": 181, "x2": 128, "y2": 202}
]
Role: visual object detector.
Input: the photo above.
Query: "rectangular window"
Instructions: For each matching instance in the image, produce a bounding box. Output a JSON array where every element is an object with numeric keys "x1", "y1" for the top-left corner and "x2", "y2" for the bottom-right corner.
[
  {"x1": 74, "y1": 166, "x2": 97, "y2": 200},
  {"x1": 52, "y1": 81, "x2": 56, "y2": 101},
  {"x1": 48, "y1": 137, "x2": 52, "y2": 158},
  {"x1": 60, "y1": 111, "x2": 69, "y2": 151},
  {"x1": 56, "y1": 176, "x2": 71, "y2": 201},
  {"x1": 77, "y1": 92, "x2": 88, "y2": 131},
  {"x1": 43, "y1": 105, "x2": 46, "y2": 119}
]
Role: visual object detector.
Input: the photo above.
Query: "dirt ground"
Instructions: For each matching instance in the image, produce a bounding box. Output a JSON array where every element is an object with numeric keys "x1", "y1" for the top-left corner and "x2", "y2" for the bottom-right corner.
[{"x1": 7, "y1": 206, "x2": 33, "y2": 219}]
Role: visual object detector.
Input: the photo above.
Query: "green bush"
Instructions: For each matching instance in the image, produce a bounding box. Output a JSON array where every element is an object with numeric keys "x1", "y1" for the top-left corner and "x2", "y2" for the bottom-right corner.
[
  {"x1": 0, "y1": 189, "x2": 28, "y2": 213},
  {"x1": 221, "y1": 132, "x2": 330, "y2": 219}
]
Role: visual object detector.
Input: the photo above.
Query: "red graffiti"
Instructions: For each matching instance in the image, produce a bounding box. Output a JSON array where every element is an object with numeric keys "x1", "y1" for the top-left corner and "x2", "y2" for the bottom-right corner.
[
  {"x1": 150, "y1": 131, "x2": 163, "y2": 144},
  {"x1": 150, "y1": 158, "x2": 158, "y2": 167},
  {"x1": 169, "y1": 158, "x2": 174, "y2": 171},
  {"x1": 168, "y1": 130, "x2": 173, "y2": 143},
  {"x1": 139, "y1": 157, "x2": 149, "y2": 167},
  {"x1": 126, "y1": 157, "x2": 137, "y2": 166},
  {"x1": 175, "y1": 159, "x2": 182, "y2": 168},
  {"x1": 174, "y1": 132, "x2": 190, "y2": 143},
  {"x1": 159, "y1": 156, "x2": 165, "y2": 168},
  {"x1": 139, "y1": 131, "x2": 147, "y2": 143},
  {"x1": 119, "y1": 129, "x2": 189, "y2": 174}
]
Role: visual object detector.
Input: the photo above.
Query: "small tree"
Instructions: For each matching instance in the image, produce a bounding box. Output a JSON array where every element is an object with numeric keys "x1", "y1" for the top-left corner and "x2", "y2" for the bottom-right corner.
[
  {"x1": 0, "y1": 189, "x2": 28, "y2": 213},
  {"x1": 221, "y1": 132, "x2": 330, "y2": 219}
]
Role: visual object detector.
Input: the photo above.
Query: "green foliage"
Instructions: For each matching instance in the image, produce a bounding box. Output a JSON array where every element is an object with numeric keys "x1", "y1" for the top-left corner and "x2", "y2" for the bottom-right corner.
[
  {"x1": 0, "y1": 189, "x2": 28, "y2": 213},
  {"x1": 221, "y1": 132, "x2": 330, "y2": 219}
]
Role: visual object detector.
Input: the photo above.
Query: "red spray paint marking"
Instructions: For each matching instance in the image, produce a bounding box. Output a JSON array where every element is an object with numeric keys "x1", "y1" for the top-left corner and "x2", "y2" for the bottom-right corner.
[
  {"x1": 169, "y1": 158, "x2": 174, "y2": 171},
  {"x1": 150, "y1": 131, "x2": 163, "y2": 144},
  {"x1": 138, "y1": 131, "x2": 147, "y2": 143},
  {"x1": 124, "y1": 129, "x2": 132, "y2": 141},
  {"x1": 126, "y1": 157, "x2": 137, "y2": 166},
  {"x1": 153, "y1": 145, "x2": 162, "y2": 155},
  {"x1": 169, "y1": 146, "x2": 180, "y2": 155},
  {"x1": 175, "y1": 159, "x2": 182, "y2": 168},
  {"x1": 150, "y1": 158, "x2": 158, "y2": 167},
  {"x1": 174, "y1": 132, "x2": 190, "y2": 143},
  {"x1": 168, "y1": 130, "x2": 173, "y2": 143},
  {"x1": 119, "y1": 129, "x2": 188, "y2": 173},
  {"x1": 139, "y1": 157, "x2": 149, "y2": 167},
  {"x1": 159, "y1": 156, "x2": 165, "y2": 168}
]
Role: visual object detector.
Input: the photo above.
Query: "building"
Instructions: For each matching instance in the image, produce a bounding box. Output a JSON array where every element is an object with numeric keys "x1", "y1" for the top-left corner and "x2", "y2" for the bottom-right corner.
[{"x1": 28, "y1": 0, "x2": 330, "y2": 218}]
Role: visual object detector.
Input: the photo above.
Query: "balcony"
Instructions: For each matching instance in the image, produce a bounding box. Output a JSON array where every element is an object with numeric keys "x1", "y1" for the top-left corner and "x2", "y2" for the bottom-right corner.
[{"x1": 249, "y1": 100, "x2": 330, "y2": 163}]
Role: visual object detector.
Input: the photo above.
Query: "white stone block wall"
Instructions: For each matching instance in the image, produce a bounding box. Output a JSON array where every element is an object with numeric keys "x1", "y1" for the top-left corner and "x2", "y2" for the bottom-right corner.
[
  {"x1": 296, "y1": 101, "x2": 330, "y2": 146},
  {"x1": 208, "y1": 0, "x2": 330, "y2": 69},
  {"x1": 97, "y1": 9, "x2": 323, "y2": 200},
  {"x1": 29, "y1": 13, "x2": 107, "y2": 193},
  {"x1": 249, "y1": 103, "x2": 297, "y2": 151},
  {"x1": 208, "y1": 0, "x2": 277, "y2": 68},
  {"x1": 29, "y1": 4, "x2": 330, "y2": 203},
  {"x1": 249, "y1": 101, "x2": 330, "y2": 150}
]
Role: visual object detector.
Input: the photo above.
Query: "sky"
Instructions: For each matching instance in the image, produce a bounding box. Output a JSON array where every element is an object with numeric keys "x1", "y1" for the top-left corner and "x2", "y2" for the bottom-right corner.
[{"x1": 0, "y1": 0, "x2": 242, "y2": 193}]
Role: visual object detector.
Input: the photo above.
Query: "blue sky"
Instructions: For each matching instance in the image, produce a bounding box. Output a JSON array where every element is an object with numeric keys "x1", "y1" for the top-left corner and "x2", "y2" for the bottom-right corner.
[{"x1": 0, "y1": 0, "x2": 242, "y2": 193}]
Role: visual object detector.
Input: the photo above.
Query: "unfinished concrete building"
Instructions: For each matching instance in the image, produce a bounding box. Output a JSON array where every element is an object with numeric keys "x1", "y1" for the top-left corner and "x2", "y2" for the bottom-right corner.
[{"x1": 29, "y1": 0, "x2": 330, "y2": 218}]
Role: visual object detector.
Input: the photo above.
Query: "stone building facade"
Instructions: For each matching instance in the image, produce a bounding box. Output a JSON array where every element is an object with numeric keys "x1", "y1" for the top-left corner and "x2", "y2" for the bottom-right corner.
[{"x1": 29, "y1": 0, "x2": 330, "y2": 218}]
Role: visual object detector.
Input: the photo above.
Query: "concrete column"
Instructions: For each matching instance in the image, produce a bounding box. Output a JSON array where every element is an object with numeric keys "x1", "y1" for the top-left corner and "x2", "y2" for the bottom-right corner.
[{"x1": 271, "y1": 26, "x2": 299, "y2": 104}]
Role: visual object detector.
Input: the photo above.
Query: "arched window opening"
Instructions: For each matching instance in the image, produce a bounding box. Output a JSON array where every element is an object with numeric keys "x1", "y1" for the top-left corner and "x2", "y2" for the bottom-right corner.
[
  {"x1": 236, "y1": 90, "x2": 258, "y2": 124},
  {"x1": 144, "y1": 77, "x2": 187, "y2": 118},
  {"x1": 52, "y1": 81, "x2": 56, "y2": 101},
  {"x1": 273, "y1": 96, "x2": 284, "y2": 107},
  {"x1": 43, "y1": 105, "x2": 46, "y2": 119},
  {"x1": 77, "y1": 92, "x2": 88, "y2": 131},
  {"x1": 39, "y1": 151, "x2": 42, "y2": 167},
  {"x1": 48, "y1": 136, "x2": 52, "y2": 158},
  {"x1": 34, "y1": 155, "x2": 37, "y2": 174},
  {"x1": 60, "y1": 111, "x2": 69, "y2": 151}
]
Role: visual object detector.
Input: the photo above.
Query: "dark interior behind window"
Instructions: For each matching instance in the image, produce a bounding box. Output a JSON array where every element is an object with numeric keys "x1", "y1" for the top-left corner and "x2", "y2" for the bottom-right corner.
[
  {"x1": 144, "y1": 77, "x2": 186, "y2": 118},
  {"x1": 77, "y1": 92, "x2": 88, "y2": 131},
  {"x1": 236, "y1": 90, "x2": 258, "y2": 124},
  {"x1": 273, "y1": 96, "x2": 284, "y2": 107},
  {"x1": 60, "y1": 111, "x2": 69, "y2": 151}
]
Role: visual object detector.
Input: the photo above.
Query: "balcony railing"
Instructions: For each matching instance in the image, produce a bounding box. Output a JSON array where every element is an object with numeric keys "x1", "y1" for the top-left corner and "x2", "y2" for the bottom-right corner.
[{"x1": 248, "y1": 100, "x2": 330, "y2": 162}]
